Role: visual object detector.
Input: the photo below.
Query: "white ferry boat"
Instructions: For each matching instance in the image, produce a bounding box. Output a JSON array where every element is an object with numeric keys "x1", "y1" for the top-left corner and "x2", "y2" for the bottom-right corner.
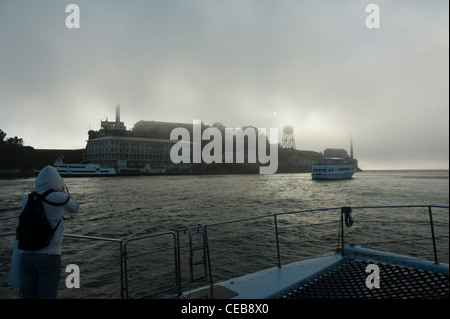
[
  {"x1": 34, "y1": 158, "x2": 116, "y2": 177},
  {"x1": 311, "y1": 157, "x2": 356, "y2": 180}
]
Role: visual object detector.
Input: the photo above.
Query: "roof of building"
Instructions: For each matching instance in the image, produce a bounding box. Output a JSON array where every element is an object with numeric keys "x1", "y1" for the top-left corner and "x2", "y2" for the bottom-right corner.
[{"x1": 87, "y1": 135, "x2": 179, "y2": 144}]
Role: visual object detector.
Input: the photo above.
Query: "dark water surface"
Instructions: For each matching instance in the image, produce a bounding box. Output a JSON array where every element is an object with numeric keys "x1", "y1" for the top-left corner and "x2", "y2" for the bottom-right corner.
[{"x1": 1, "y1": 170, "x2": 448, "y2": 298}]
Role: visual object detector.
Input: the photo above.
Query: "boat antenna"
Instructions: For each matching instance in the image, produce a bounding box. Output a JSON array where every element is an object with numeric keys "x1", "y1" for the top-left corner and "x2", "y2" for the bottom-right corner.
[{"x1": 350, "y1": 134, "x2": 354, "y2": 159}]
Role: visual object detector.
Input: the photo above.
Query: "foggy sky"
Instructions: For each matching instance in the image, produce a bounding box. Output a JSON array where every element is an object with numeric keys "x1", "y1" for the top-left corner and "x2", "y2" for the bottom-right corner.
[{"x1": 0, "y1": 0, "x2": 448, "y2": 169}]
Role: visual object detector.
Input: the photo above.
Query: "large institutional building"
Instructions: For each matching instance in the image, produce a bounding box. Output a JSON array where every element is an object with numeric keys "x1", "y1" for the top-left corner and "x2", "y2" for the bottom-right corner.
[
  {"x1": 85, "y1": 135, "x2": 177, "y2": 169},
  {"x1": 85, "y1": 107, "x2": 190, "y2": 171},
  {"x1": 133, "y1": 120, "x2": 193, "y2": 139},
  {"x1": 85, "y1": 107, "x2": 351, "y2": 173}
]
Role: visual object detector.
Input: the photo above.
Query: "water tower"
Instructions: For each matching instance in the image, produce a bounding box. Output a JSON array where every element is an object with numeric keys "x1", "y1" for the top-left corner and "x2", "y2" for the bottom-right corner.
[{"x1": 282, "y1": 125, "x2": 296, "y2": 150}]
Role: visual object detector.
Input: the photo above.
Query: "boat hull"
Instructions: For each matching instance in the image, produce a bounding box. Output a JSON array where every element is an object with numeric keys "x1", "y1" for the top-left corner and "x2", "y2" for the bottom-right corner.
[
  {"x1": 34, "y1": 169, "x2": 117, "y2": 177},
  {"x1": 57, "y1": 172, "x2": 117, "y2": 177},
  {"x1": 311, "y1": 172, "x2": 354, "y2": 180}
]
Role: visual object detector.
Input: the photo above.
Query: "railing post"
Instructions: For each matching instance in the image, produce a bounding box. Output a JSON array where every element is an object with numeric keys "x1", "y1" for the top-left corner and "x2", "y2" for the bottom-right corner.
[
  {"x1": 119, "y1": 240, "x2": 125, "y2": 299},
  {"x1": 203, "y1": 225, "x2": 214, "y2": 299},
  {"x1": 428, "y1": 206, "x2": 439, "y2": 264},
  {"x1": 274, "y1": 214, "x2": 281, "y2": 268},
  {"x1": 122, "y1": 242, "x2": 129, "y2": 299},
  {"x1": 172, "y1": 231, "x2": 180, "y2": 296},
  {"x1": 176, "y1": 229, "x2": 182, "y2": 294},
  {"x1": 340, "y1": 207, "x2": 346, "y2": 256}
]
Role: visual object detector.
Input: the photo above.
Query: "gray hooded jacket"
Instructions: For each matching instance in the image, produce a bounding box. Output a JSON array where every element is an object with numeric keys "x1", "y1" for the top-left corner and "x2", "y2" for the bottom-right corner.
[{"x1": 21, "y1": 165, "x2": 79, "y2": 255}]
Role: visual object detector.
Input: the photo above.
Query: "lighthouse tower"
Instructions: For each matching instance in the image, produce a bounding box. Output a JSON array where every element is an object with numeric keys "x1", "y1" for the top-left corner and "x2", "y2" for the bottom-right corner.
[{"x1": 101, "y1": 104, "x2": 126, "y2": 130}]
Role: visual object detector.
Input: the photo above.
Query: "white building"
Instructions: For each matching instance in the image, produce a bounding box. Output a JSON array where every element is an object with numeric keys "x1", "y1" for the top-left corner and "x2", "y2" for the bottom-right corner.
[{"x1": 85, "y1": 136, "x2": 177, "y2": 169}]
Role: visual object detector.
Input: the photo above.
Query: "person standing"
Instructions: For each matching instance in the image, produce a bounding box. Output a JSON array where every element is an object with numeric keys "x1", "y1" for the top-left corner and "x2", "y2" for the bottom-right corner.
[{"x1": 18, "y1": 165, "x2": 79, "y2": 299}]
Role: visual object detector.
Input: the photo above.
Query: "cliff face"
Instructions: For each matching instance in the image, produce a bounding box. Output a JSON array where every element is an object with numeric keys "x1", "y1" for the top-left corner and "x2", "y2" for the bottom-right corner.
[
  {"x1": 0, "y1": 145, "x2": 85, "y2": 172},
  {"x1": 0, "y1": 144, "x2": 36, "y2": 170}
]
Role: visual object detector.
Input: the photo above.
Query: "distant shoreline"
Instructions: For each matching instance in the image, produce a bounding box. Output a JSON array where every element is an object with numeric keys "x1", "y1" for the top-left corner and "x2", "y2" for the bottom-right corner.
[{"x1": 2, "y1": 168, "x2": 449, "y2": 179}]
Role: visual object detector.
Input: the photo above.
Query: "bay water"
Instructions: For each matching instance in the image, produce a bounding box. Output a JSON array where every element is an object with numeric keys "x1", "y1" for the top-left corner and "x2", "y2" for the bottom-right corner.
[{"x1": 1, "y1": 170, "x2": 448, "y2": 298}]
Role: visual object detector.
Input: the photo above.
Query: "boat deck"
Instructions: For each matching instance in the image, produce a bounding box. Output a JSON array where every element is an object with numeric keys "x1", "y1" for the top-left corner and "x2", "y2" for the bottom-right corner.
[
  {"x1": 183, "y1": 246, "x2": 449, "y2": 299},
  {"x1": 281, "y1": 259, "x2": 449, "y2": 299}
]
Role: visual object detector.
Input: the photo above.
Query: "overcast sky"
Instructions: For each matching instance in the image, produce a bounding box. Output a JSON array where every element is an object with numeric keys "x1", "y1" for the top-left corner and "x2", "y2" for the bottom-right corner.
[{"x1": 0, "y1": 0, "x2": 448, "y2": 169}]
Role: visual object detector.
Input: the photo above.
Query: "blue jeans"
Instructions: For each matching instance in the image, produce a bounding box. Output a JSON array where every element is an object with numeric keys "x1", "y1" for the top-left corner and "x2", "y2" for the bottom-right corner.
[{"x1": 20, "y1": 253, "x2": 61, "y2": 299}]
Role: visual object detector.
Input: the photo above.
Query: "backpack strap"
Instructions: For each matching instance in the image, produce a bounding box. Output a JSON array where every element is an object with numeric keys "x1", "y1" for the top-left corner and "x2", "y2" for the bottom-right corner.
[
  {"x1": 52, "y1": 219, "x2": 62, "y2": 231},
  {"x1": 33, "y1": 189, "x2": 70, "y2": 206},
  {"x1": 32, "y1": 189, "x2": 65, "y2": 231}
]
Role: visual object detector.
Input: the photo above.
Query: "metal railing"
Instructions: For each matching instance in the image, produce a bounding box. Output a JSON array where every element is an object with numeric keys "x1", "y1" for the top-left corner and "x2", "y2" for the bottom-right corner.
[
  {"x1": 63, "y1": 233, "x2": 124, "y2": 298},
  {"x1": 0, "y1": 232, "x2": 125, "y2": 299},
  {"x1": 122, "y1": 231, "x2": 178, "y2": 299},
  {"x1": 1, "y1": 205, "x2": 448, "y2": 299},
  {"x1": 338, "y1": 205, "x2": 450, "y2": 264}
]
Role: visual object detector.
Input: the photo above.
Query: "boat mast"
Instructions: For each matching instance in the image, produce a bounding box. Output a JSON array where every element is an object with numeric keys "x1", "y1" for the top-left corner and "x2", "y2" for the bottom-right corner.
[{"x1": 350, "y1": 134, "x2": 354, "y2": 160}]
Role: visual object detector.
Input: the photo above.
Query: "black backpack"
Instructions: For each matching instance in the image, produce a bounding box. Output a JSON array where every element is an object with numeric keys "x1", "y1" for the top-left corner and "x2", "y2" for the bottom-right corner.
[{"x1": 17, "y1": 189, "x2": 69, "y2": 251}]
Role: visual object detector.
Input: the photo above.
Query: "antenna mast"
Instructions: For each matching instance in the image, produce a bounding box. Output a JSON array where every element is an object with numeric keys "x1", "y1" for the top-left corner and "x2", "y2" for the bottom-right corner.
[{"x1": 350, "y1": 134, "x2": 354, "y2": 159}]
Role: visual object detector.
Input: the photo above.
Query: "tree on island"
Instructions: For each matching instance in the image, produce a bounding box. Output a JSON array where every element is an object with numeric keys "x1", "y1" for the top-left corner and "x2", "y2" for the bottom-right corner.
[
  {"x1": 0, "y1": 129, "x2": 34, "y2": 170},
  {"x1": 0, "y1": 129, "x2": 24, "y2": 146},
  {"x1": 0, "y1": 129, "x2": 6, "y2": 143}
]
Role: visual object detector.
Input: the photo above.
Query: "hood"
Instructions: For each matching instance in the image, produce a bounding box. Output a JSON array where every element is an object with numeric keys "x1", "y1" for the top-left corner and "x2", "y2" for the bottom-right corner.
[{"x1": 35, "y1": 165, "x2": 65, "y2": 193}]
